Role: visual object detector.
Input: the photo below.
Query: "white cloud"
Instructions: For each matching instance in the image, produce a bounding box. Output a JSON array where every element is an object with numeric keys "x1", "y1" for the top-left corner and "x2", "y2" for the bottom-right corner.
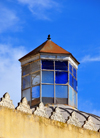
[
  {"x1": 91, "y1": 110, "x2": 100, "y2": 117},
  {"x1": 79, "y1": 99, "x2": 100, "y2": 116},
  {"x1": 0, "y1": 6, "x2": 19, "y2": 33},
  {"x1": 0, "y1": 44, "x2": 27, "y2": 106},
  {"x1": 81, "y1": 55, "x2": 100, "y2": 63},
  {"x1": 17, "y1": 0, "x2": 60, "y2": 20}
]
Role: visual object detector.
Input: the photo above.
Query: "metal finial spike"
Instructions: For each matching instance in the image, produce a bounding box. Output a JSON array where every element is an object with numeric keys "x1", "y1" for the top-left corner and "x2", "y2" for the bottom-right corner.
[{"x1": 47, "y1": 34, "x2": 51, "y2": 40}]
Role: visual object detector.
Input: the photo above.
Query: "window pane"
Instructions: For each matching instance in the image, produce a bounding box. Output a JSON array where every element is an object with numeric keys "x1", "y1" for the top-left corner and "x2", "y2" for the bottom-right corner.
[
  {"x1": 42, "y1": 71, "x2": 54, "y2": 83},
  {"x1": 69, "y1": 63, "x2": 72, "y2": 74},
  {"x1": 32, "y1": 72, "x2": 40, "y2": 85},
  {"x1": 22, "y1": 75, "x2": 31, "y2": 89},
  {"x1": 42, "y1": 60, "x2": 54, "y2": 70},
  {"x1": 22, "y1": 64, "x2": 30, "y2": 76},
  {"x1": 73, "y1": 78, "x2": 77, "y2": 92},
  {"x1": 55, "y1": 72, "x2": 68, "y2": 84},
  {"x1": 74, "y1": 91, "x2": 76, "y2": 106},
  {"x1": 55, "y1": 85, "x2": 68, "y2": 98},
  {"x1": 31, "y1": 61, "x2": 40, "y2": 73},
  {"x1": 69, "y1": 86, "x2": 73, "y2": 101},
  {"x1": 23, "y1": 88, "x2": 30, "y2": 101},
  {"x1": 42, "y1": 85, "x2": 54, "y2": 97},
  {"x1": 73, "y1": 67, "x2": 77, "y2": 78},
  {"x1": 69, "y1": 73, "x2": 73, "y2": 87},
  {"x1": 69, "y1": 86, "x2": 74, "y2": 106},
  {"x1": 55, "y1": 61, "x2": 68, "y2": 71},
  {"x1": 76, "y1": 93, "x2": 78, "y2": 108},
  {"x1": 32, "y1": 86, "x2": 40, "y2": 99}
]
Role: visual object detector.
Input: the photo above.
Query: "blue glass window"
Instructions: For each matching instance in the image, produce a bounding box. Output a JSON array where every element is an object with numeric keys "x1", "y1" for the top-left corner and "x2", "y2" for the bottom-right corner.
[
  {"x1": 42, "y1": 85, "x2": 54, "y2": 97},
  {"x1": 55, "y1": 72, "x2": 68, "y2": 84},
  {"x1": 32, "y1": 86, "x2": 40, "y2": 99},
  {"x1": 22, "y1": 75, "x2": 31, "y2": 89},
  {"x1": 69, "y1": 86, "x2": 73, "y2": 101},
  {"x1": 42, "y1": 71, "x2": 54, "y2": 83},
  {"x1": 69, "y1": 86, "x2": 74, "y2": 106},
  {"x1": 55, "y1": 61, "x2": 68, "y2": 71},
  {"x1": 55, "y1": 85, "x2": 68, "y2": 98},
  {"x1": 74, "y1": 91, "x2": 76, "y2": 106},
  {"x1": 73, "y1": 67, "x2": 77, "y2": 78},
  {"x1": 42, "y1": 60, "x2": 54, "y2": 70},
  {"x1": 76, "y1": 80, "x2": 77, "y2": 92},
  {"x1": 69, "y1": 63, "x2": 72, "y2": 74},
  {"x1": 73, "y1": 78, "x2": 77, "y2": 92},
  {"x1": 69, "y1": 73, "x2": 73, "y2": 87}
]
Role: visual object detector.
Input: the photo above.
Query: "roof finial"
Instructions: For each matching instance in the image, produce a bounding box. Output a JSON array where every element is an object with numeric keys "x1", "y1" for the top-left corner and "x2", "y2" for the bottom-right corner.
[{"x1": 47, "y1": 34, "x2": 51, "y2": 40}]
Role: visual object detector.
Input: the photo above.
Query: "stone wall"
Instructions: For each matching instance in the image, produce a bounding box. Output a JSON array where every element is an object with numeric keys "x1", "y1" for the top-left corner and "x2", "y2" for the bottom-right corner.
[{"x1": 0, "y1": 93, "x2": 100, "y2": 138}]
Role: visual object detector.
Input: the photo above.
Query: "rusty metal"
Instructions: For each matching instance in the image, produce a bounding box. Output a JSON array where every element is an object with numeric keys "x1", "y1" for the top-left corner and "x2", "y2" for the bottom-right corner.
[{"x1": 19, "y1": 39, "x2": 80, "y2": 64}]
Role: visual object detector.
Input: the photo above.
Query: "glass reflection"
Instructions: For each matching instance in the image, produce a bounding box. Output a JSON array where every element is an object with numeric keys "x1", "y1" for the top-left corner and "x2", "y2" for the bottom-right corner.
[
  {"x1": 55, "y1": 72, "x2": 68, "y2": 84},
  {"x1": 42, "y1": 71, "x2": 54, "y2": 83},
  {"x1": 55, "y1": 61, "x2": 68, "y2": 70},
  {"x1": 32, "y1": 86, "x2": 40, "y2": 99}
]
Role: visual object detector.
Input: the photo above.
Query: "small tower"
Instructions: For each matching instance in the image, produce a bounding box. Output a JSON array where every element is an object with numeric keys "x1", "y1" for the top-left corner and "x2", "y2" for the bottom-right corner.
[{"x1": 19, "y1": 35, "x2": 80, "y2": 108}]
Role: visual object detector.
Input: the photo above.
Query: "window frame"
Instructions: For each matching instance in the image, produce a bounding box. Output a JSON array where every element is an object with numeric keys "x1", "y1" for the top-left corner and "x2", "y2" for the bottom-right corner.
[
  {"x1": 21, "y1": 58, "x2": 78, "y2": 107},
  {"x1": 41, "y1": 59, "x2": 69, "y2": 104}
]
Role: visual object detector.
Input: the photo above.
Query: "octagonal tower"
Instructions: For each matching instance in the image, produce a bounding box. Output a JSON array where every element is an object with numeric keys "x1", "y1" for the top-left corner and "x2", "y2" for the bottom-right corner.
[{"x1": 19, "y1": 35, "x2": 80, "y2": 108}]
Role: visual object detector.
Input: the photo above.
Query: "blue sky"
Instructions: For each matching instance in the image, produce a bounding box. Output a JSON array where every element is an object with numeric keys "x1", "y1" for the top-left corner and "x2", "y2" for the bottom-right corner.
[{"x1": 0, "y1": 0, "x2": 100, "y2": 116}]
